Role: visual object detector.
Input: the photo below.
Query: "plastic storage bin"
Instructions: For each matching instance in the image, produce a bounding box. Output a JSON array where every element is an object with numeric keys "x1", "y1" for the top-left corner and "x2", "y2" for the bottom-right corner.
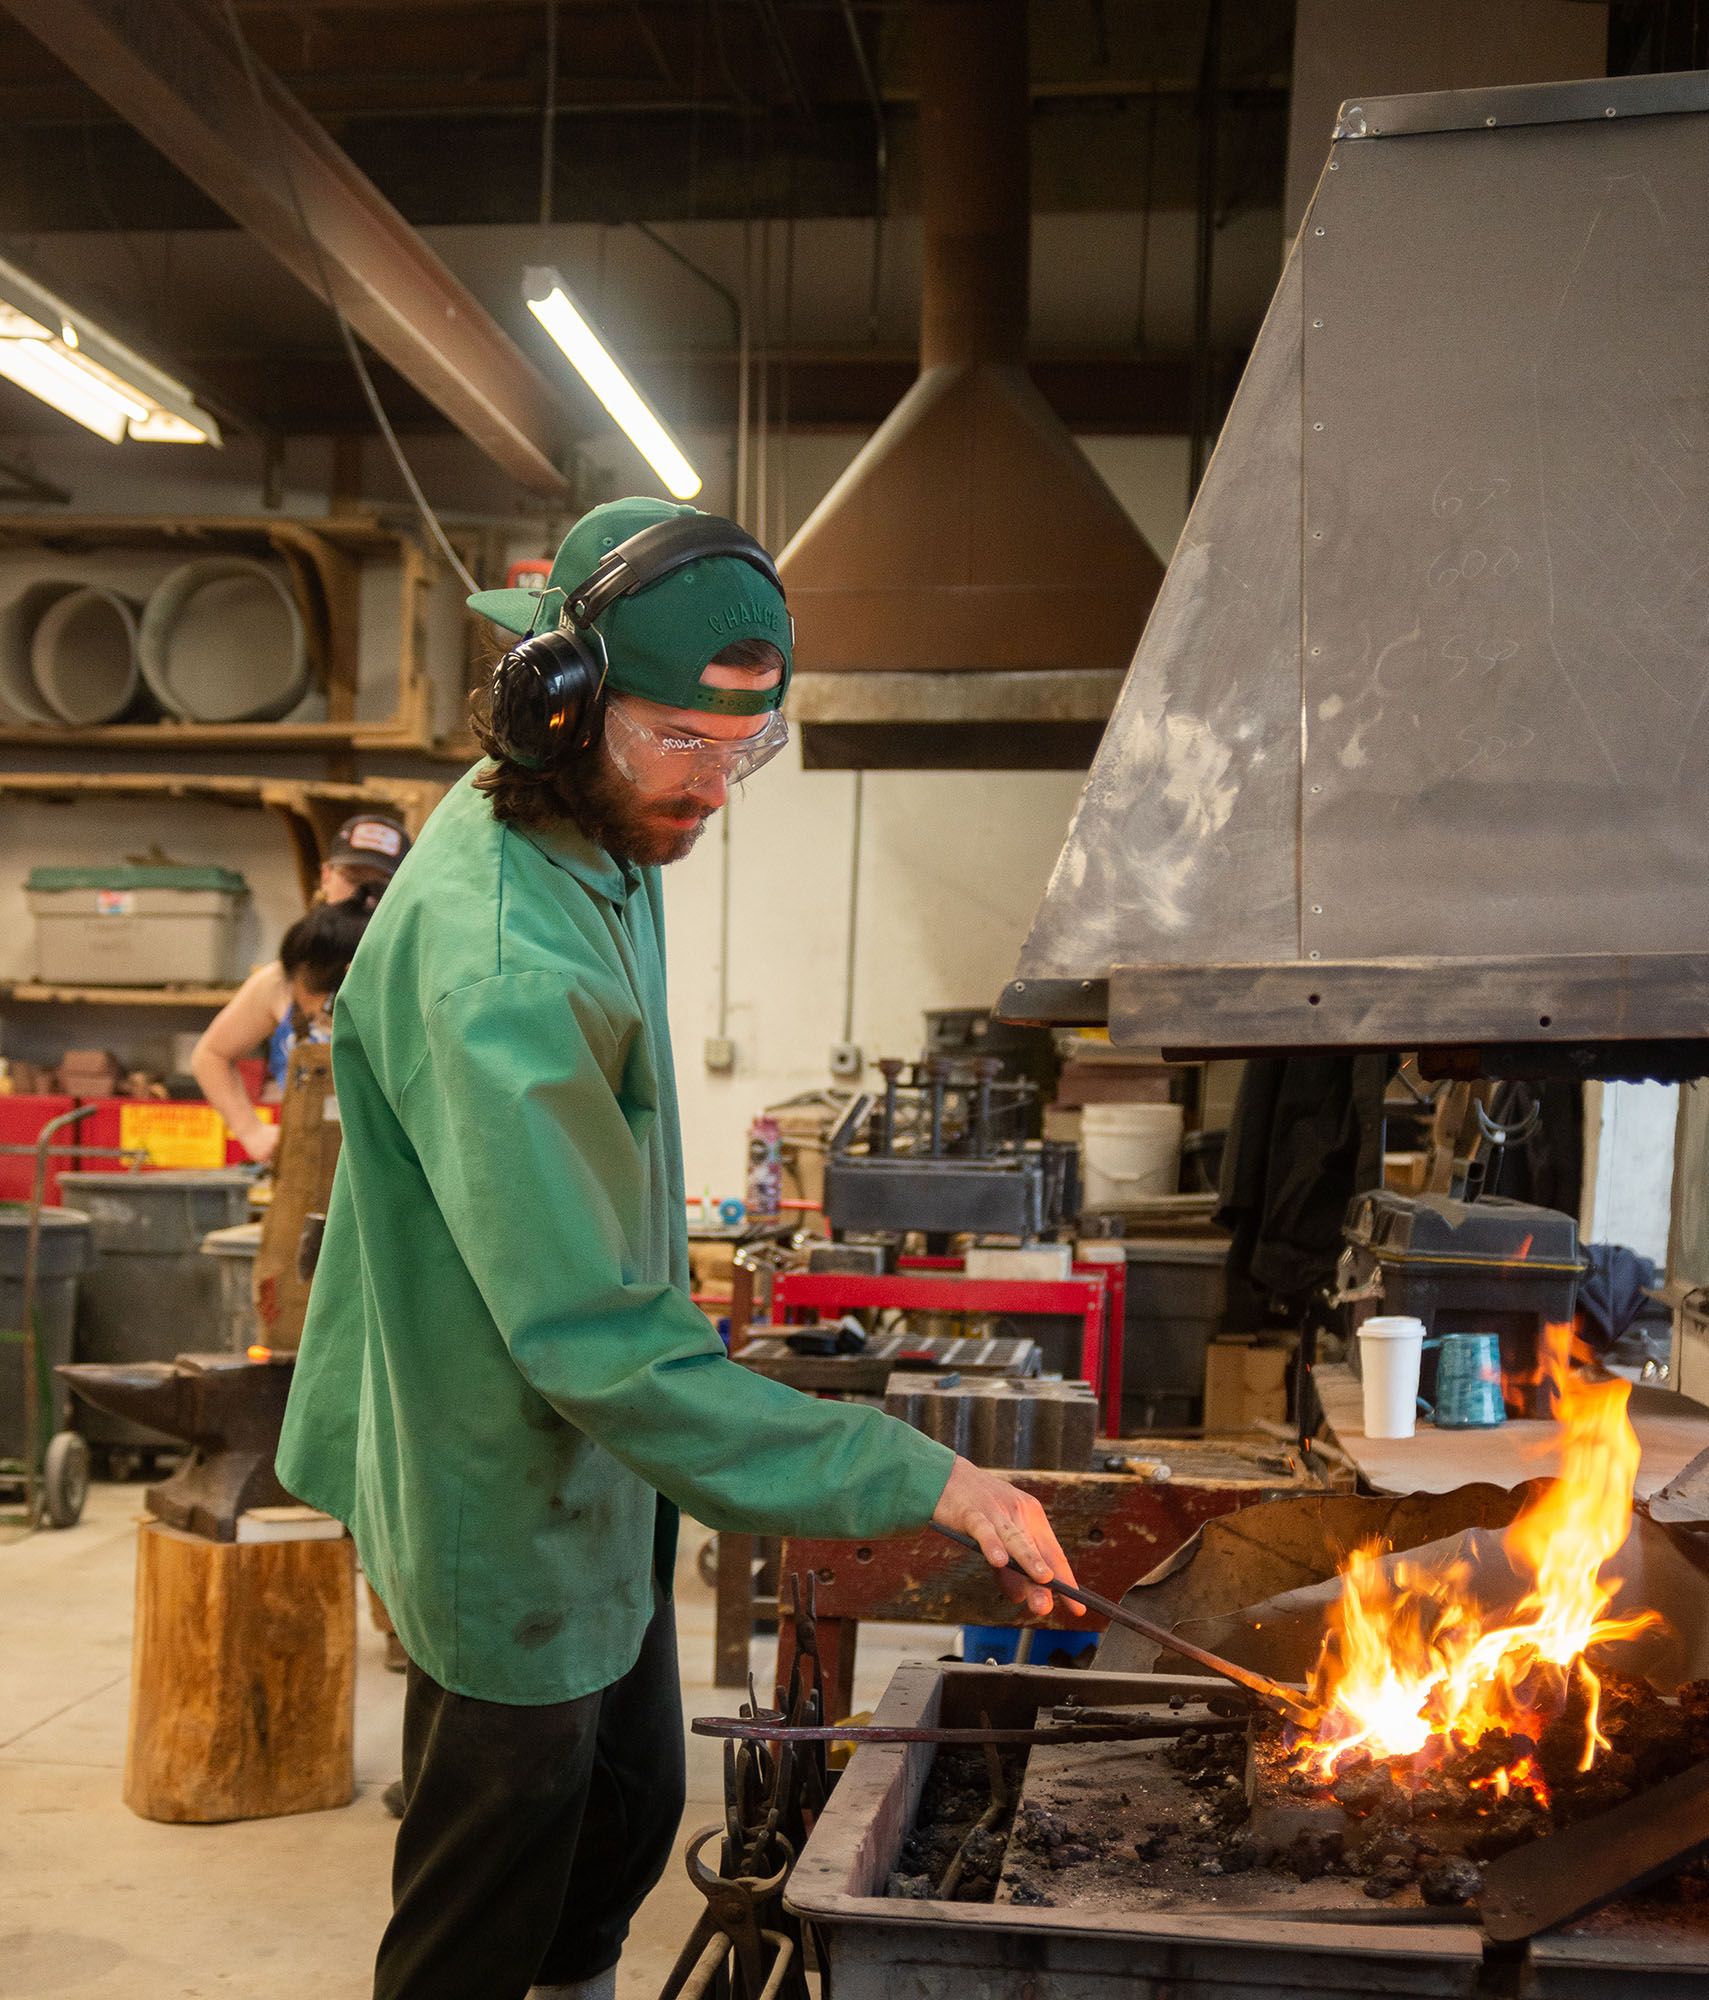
[
  {"x1": 26, "y1": 865, "x2": 248, "y2": 986},
  {"x1": 1120, "y1": 1234, "x2": 1230, "y2": 1430}
]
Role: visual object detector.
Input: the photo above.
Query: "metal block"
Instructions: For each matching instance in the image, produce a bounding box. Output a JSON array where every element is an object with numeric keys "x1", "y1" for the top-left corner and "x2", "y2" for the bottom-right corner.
[
  {"x1": 881, "y1": 1372, "x2": 1098, "y2": 1470},
  {"x1": 824, "y1": 1156, "x2": 1043, "y2": 1238},
  {"x1": 805, "y1": 1242, "x2": 891, "y2": 1277},
  {"x1": 963, "y1": 1243, "x2": 1073, "y2": 1282}
]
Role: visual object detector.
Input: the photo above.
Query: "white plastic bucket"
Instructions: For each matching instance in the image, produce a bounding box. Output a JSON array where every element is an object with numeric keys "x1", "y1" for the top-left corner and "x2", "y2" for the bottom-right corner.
[
  {"x1": 1358, "y1": 1314, "x2": 1428, "y2": 1439},
  {"x1": 30, "y1": 585, "x2": 144, "y2": 724},
  {"x1": 140, "y1": 557, "x2": 309, "y2": 722},
  {"x1": 0, "y1": 579, "x2": 81, "y2": 725},
  {"x1": 1080, "y1": 1102, "x2": 1184, "y2": 1210}
]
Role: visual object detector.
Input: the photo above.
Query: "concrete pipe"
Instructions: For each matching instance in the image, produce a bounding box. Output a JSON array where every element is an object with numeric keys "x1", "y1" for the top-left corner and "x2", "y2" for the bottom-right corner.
[
  {"x1": 0, "y1": 580, "x2": 84, "y2": 725},
  {"x1": 30, "y1": 585, "x2": 147, "y2": 725},
  {"x1": 139, "y1": 557, "x2": 310, "y2": 723}
]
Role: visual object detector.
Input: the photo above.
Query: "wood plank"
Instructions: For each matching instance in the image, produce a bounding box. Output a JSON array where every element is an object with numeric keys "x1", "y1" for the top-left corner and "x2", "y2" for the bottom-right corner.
[
  {"x1": 0, "y1": 771, "x2": 444, "y2": 830},
  {"x1": 1108, "y1": 954, "x2": 1709, "y2": 1050},
  {"x1": 1315, "y1": 1361, "x2": 1709, "y2": 1499},
  {"x1": 0, "y1": 983, "x2": 236, "y2": 1008},
  {"x1": 124, "y1": 1518, "x2": 355, "y2": 1823},
  {"x1": 0, "y1": 720, "x2": 431, "y2": 751},
  {"x1": 253, "y1": 1042, "x2": 341, "y2": 1349}
]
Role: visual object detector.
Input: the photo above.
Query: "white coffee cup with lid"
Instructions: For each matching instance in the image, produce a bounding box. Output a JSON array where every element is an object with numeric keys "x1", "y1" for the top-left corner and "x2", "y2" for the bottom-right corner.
[{"x1": 1357, "y1": 1315, "x2": 1428, "y2": 1439}]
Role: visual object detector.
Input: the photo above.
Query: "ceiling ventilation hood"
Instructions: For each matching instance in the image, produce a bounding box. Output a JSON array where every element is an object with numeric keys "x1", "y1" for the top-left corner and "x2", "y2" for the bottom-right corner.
[
  {"x1": 1002, "y1": 69, "x2": 1709, "y2": 1071},
  {"x1": 779, "y1": 0, "x2": 1164, "y2": 771}
]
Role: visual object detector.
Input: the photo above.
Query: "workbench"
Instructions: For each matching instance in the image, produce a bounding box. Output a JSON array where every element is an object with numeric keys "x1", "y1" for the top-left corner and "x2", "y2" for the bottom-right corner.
[
  {"x1": 765, "y1": 1445, "x2": 1325, "y2": 1722},
  {"x1": 1314, "y1": 1361, "x2": 1709, "y2": 1499}
]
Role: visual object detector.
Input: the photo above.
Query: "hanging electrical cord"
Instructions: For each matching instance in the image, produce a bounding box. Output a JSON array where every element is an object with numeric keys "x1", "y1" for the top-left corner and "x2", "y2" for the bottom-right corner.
[
  {"x1": 540, "y1": 0, "x2": 559, "y2": 229},
  {"x1": 1134, "y1": 80, "x2": 1159, "y2": 351},
  {"x1": 837, "y1": 0, "x2": 887, "y2": 346},
  {"x1": 841, "y1": 771, "x2": 864, "y2": 1046},
  {"x1": 220, "y1": 0, "x2": 479, "y2": 593}
]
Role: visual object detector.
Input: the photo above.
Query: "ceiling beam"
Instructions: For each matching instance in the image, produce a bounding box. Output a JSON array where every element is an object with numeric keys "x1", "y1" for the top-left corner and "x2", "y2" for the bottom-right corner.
[{"x1": 0, "y1": 0, "x2": 572, "y2": 495}]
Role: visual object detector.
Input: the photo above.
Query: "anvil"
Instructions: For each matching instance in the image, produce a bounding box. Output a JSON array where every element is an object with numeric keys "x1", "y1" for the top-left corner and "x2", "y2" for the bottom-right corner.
[{"x1": 57, "y1": 1351, "x2": 295, "y2": 1542}]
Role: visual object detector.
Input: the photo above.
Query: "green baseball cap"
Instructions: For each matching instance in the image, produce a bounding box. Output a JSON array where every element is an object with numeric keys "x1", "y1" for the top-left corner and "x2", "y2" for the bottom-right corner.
[{"x1": 467, "y1": 497, "x2": 791, "y2": 717}]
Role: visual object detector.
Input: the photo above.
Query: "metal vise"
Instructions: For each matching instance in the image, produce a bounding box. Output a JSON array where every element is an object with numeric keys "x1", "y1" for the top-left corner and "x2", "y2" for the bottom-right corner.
[{"x1": 57, "y1": 1351, "x2": 296, "y2": 1542}]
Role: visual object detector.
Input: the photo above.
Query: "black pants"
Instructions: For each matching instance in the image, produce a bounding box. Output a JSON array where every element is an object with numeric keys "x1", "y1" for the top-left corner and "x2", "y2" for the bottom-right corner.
[{"x1": 374, "y1": 1596, "x2": 685, "y2": 2000}]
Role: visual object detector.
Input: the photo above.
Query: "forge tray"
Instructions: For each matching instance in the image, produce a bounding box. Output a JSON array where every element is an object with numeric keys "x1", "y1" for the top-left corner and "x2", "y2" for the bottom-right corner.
[{"x1": 788, "y1": 1662, "x2": 1709, "y2": 2000}]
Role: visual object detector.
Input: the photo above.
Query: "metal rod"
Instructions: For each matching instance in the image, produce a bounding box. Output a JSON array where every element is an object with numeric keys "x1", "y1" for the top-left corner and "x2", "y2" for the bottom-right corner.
[
  {"x1": 930, "y1": 1524, "x2": 1318, "y2": 1728},
  {"x1": 970, "y1": 1055, "x2": 1000, "y2": 1157},
  {"x1": 691, "y1": 1715, "x2": 1240, "y2": 1747},
  {"x1": 876, "y1": 1057, "x2": 903, "y2": 1155},
  {"x1": 925, "y1": 1056, "x2": 950, "y2": 1158}
]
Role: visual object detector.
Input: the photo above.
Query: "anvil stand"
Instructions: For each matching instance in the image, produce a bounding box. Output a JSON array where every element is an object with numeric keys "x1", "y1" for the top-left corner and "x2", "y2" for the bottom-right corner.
[{"x1": 58, "y1": 1349, "x2": 357, "y2": 1824}]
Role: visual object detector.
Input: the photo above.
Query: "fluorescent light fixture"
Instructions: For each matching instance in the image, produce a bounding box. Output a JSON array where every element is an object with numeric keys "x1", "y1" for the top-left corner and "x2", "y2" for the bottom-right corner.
[
  {"x1": 524, "y1": 266, "x2": 700, "y2": 500},
  {"x1": 0, "y1": 252, "x2": 220, "y2": 446}
]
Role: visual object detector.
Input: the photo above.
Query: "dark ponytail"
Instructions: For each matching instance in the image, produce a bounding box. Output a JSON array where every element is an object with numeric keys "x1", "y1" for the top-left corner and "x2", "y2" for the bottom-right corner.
[{"x1": 279, "y1": 897, "x2": 375, "y2": 999}]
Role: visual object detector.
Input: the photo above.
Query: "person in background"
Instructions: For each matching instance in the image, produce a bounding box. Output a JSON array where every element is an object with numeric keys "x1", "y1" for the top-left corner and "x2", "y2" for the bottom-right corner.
[{"x1": 191, "y1": 813, "x2": 409, "y2": 1162}]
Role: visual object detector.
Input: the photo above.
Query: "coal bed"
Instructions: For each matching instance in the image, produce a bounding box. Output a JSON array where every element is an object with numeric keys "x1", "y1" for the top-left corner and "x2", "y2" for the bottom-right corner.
[{"x1": 788, "y1": 1663, "x2": 1709, "y2": 2000}]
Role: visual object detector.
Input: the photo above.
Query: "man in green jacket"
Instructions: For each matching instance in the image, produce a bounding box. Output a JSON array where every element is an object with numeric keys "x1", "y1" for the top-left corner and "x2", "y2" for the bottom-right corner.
[{"x1": 277, "y1": 497, "x2": 1080, "y2": 2000}]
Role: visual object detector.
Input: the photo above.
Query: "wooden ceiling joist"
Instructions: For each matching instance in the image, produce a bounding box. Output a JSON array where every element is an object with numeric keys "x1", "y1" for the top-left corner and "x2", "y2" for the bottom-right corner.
[{"x1": 0, "y1": 0, "x2": 573, "y2": 495}]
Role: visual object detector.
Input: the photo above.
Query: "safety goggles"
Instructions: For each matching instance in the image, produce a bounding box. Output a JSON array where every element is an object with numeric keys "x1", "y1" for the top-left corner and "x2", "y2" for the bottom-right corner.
[{"x1": 602, "y1": 695, "x2": 789, "y2": 790}]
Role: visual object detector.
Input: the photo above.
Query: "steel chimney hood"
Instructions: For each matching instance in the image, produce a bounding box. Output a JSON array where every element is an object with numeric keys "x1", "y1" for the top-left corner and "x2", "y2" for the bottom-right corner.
[
  {"x1": 780, "y1": 0, "x2": 1163, "y2": 771},
  {"x1": 1002, "y1": 70, "x2": 1709, "y2": 1068}
]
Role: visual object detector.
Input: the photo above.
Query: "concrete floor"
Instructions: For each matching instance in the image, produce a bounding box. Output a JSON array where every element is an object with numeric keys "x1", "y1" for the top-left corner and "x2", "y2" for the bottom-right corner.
[{"x1": 3, "y1": 1482, "x2": 956, "y2": 1998}]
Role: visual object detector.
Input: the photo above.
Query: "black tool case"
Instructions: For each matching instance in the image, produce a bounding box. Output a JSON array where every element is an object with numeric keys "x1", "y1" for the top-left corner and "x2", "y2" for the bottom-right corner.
[{"x1": 1340, "y1": 1191, "x2": 1583, "y2": 1414}]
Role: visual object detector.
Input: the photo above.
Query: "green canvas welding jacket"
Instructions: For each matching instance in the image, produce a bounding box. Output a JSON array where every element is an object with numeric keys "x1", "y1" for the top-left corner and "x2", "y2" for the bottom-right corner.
[{"x1": 276, "y1": 768, "x2": 954, "y2": 1705}]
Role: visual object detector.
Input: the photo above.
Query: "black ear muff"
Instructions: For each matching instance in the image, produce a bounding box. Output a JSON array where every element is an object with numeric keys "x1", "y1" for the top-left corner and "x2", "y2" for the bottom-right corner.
[
  {"x1": 488, "y1": 628, "x2": 606, "y2": 771},
  {"x1": 485, "y1": 512, "x2": 785, "y2": 773}
]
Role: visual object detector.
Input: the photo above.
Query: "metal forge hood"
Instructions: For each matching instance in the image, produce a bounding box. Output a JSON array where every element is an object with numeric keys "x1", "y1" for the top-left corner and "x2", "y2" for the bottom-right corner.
[
  {"x1": 1003, "y1": 70, "x2": 1709, "y2": 1063},
  {"x1": 779, "y1": 0, "x2": 1164, "y2": 771}
]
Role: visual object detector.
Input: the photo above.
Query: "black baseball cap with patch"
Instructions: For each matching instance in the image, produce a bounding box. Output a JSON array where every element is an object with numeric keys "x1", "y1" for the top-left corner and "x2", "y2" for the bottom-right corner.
[{"x1": 327, "y1": 813, "x2": 410, "y2": 878}]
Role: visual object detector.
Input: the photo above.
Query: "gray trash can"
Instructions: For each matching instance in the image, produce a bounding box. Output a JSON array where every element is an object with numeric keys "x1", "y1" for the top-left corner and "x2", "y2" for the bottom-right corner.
[
  {"x1": 0, "y1": 1205, "x2": 93, "y2": 1465},
  {"x1": 199, "y1": 1220, "x2": 263, "y2": 1353},
  {"x1": 57, "y1": 1169, "x2": 254, "y2": 1450}
]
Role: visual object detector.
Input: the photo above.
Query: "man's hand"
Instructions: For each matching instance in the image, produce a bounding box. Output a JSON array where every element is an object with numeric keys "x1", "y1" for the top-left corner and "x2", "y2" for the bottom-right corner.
[{"x1": 932, "y1": 1456, "x2": 1084, "y2": 1620}]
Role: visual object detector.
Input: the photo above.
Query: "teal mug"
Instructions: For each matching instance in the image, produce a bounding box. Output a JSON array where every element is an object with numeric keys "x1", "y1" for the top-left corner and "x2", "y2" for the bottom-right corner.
[{"x1": 1419, "y1": 1331, "x2": 1506, "y2": 1429}]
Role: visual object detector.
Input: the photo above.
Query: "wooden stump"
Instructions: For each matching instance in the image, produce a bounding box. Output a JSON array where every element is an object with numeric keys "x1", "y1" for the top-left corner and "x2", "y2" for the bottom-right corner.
[{"x1": 125, "y1": 1518, "x2": 357, "y2": 1823}]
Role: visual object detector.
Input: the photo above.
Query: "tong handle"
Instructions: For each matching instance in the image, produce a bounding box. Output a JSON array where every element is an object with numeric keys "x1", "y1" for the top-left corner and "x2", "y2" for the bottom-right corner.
[{"x1": 929, "y1": 1522, "x2": 1316, "y2": 1728}]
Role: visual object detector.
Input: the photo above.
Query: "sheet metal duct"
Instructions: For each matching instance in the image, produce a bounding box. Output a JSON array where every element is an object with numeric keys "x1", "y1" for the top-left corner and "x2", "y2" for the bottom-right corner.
[
  {"x1": 780, "y1": 0, "x2": 1164, "y2": 770},
  {"x1": 1003, "y1": 70, "x2": 1709, "y2": 1064}
]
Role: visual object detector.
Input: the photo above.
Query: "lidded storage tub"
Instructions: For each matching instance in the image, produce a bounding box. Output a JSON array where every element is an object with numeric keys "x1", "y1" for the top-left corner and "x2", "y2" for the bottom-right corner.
[{"x1": 26, "y1": 865, "x2": 248, "y2": 986}]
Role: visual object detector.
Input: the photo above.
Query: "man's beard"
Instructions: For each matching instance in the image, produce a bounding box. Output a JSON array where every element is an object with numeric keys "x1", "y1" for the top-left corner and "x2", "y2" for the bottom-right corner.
[{"x1": 557, "y1": 753, "x2": 713, "y2": 868}]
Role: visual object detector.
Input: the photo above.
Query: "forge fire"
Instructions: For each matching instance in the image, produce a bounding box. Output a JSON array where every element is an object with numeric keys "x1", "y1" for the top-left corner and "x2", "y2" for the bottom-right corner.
[
  {"x1": 1294, "y1": 1324, "x2": 1659, "y2": 1806},
  {"x1": 893, "y1": 1326, "x2": 1709, "y2": 1917}
]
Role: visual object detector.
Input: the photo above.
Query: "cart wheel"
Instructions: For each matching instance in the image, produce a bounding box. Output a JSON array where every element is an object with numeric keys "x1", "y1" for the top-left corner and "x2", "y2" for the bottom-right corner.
[{"x1": 43, "y1": 1431, "x2": 90, "y2": 1529}]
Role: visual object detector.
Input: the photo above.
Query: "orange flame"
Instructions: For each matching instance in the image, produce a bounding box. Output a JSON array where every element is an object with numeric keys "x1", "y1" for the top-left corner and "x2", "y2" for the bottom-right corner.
[{"x1": 1296, "y1": 1325, "x2": 1657, "y2": 1793}]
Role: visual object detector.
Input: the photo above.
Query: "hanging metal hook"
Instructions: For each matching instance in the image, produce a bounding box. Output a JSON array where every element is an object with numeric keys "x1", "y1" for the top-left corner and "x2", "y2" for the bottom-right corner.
[{"x1": 1474, "y1": 1096, "x2": 1542, "y2": 1149}]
